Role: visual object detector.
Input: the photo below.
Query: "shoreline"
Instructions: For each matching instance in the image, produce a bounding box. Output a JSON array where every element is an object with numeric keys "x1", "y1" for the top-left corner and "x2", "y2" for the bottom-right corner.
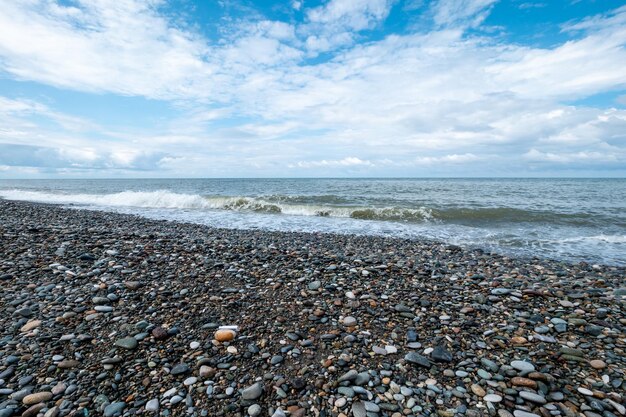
[
  {"x1": 0, "y1": 199, "x2": 624, "y2": 417},
  {"x1": 2, "y1": 196, "x2": 621, "y2": 269}
]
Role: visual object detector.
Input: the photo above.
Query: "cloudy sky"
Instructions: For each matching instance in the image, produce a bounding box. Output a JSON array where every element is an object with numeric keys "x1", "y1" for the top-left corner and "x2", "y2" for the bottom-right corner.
[{"x1": 0, "y1": 0, "x2": 625, "y2": 178}]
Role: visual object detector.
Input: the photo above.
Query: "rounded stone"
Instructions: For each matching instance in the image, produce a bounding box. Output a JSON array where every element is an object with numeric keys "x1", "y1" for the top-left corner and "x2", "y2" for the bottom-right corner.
[
  {"x1": 248, "y1": 404, "x2": 262, "y2": 417},
  {"x1": 484, "y1": 394, "x2": 502, "y2": 403},
  {"x1": 20, "y1": 320, "x2": 41, "y2": 332},
  {"x1": 114, "y1": 337, "x2": 138, "y2": 350},
  {"x1": 23, "y1": 392, "x2": 53, "y2": 405},
  {"x1": 342, "y1": 316, "x2": 357, "y2": 327},
  {"x1": 145, "y1": 399, "x2": 159, "y2": 412},
  {"x1": 589, "y1": 360, "x2": 606, "y2": 369},
  {"x1": 214, "y1": 329, "x2": 236, "y2": 342},
  {"x1": 510, "y1": 360, "x2": 535, "y2": 373}
]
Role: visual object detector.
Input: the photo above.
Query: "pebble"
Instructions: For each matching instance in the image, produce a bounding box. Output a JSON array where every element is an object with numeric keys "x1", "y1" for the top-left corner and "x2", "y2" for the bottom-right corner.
[
  {"x1": 22, "y1": 392, "x2": 53, "y2": 405},
  {"x1": 590, "y1": 360, "x2": 606, "y2": 369},
  {"x1": 214, "y1": 329, "x2": 235, "y2": 342},
  {"x1": 20, "y1": 320, "x2": 41, "y2": 332},
  {"x1": 248, "y1": 404, "x2": 262, "y2": 417},
  {"x1": 103, "y1": 402, "x2": 126, "y2": 417},
  {"x1": 114, "y1": 337, "x2": 138, "y2": 349},
  {"x1": 145, "y1": 399, "x2": 159, "y2": 412},
  {"x1": 519, "y1": 391, "x2": 547, "y2": 404},
  {"x1": 242, "y1": 382, "x2": 263, "y2": 400},
  {"x1": 511, "y1": 360, "x2": 535, "y2": 373},
  {"x1": 342, "y1": 316, "x2": 357, "y2": 327},
  {"x1": 483, "y1": 394, "x2": 502, "y2": 403},
  {"x1": 405, "y1": 352, "x2": 431, "y2": 368}
]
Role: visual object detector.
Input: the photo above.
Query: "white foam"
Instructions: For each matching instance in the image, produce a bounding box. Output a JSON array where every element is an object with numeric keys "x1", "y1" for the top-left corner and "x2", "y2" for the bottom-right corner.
[
  {"x1": 554, "y1": 234, "x2": 626, "y2": 244},
  {"x1": 0, "y1": 189, "x2": 434, "y2": 221},
  {"x1": 0, "y1": 189, "x2": 210, "y2": 209}
]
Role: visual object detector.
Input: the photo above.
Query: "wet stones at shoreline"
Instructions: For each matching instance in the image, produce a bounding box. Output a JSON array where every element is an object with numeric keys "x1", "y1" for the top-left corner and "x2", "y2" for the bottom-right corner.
[{"x1": 0, "y1": 199, "x2": 624, "y2": 417}]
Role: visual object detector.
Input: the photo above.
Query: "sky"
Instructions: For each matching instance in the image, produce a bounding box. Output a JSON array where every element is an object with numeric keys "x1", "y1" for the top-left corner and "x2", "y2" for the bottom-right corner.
[{"x1": 0, "y1": 0, "x2": 625, "y2": 178}]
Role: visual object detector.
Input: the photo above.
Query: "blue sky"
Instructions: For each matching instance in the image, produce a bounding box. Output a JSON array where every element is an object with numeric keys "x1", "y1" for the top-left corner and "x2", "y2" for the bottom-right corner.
[{"x1": 0, "y1": 0, "x2": 625, "y2": 178}]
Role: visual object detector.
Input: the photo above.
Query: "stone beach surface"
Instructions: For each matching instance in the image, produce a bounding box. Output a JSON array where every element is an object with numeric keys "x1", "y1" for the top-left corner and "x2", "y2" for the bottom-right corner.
[{"x1": 0, "y1": 199, "x2": 624, "y2": 417}]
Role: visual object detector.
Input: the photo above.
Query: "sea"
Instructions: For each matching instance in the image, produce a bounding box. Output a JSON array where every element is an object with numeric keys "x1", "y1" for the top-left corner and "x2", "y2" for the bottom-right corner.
[{"x1": 0, "y1": 178, "x2": 624, "y2": 266}]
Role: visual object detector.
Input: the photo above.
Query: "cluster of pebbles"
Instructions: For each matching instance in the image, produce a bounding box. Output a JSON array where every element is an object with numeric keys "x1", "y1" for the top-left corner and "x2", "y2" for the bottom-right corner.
[{"x1": 0, "y1": 200, "x2": 624, "y2": 417}]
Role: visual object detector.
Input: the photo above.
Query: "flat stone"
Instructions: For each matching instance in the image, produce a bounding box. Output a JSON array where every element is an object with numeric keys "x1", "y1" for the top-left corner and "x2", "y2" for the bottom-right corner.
[
  {"x1": 170, "y1": 363, "x2": 190, "y2": 375},
  {"x1": 471, "y1": 384, "x2": 486, "y2": 397},
  {"x1": 103, "y1": 402, "x2": 126, "y2": 417},
  {"x1": 589, "y1": 360, "x2": 606, "y2": 369},
  {"x1": 519, "y1": 391, "x2": 546, "y2": 404},
  {"x1": 339, "y1": 370, "x2": 358, "y2": 382},
  {"x1": 57, "y1": 360, "x2": 79, "y2": 369},
  {"x1": 20, "y1": 320, "x2": 41, "y2": 332},
  {"x1": 114, "y1": 337, "x2": 138, "y2": 350},
  {"x1": 513, "y1": 411, "x2": 540, "y2": 417},
  {"x1": 484, "y1": 394, "x2": 502, "y2": 403},
  {"x1": 432, "y1": 346, "x2": 453, "y2": 362},
  {"x1": 145, "y1": 399, "x2": 159, "y2": 412},
  {"x1": 308, "y1": 281, "x2": 321, "y2": 290},
  {"x1": 405, "y1": 352, "x2": 431, "y2": 368},
  {"x1": 352, "y1": 401, "x2": 366, "y2": 417},
  {"x1": 342, "y1": 316, "x2": 357, "y2": 327},
  {"x1": 511, "y1": 360, "x2": 535, "y2": 373},
  {"x1": 22, "y1": 392, "x2": 53, "y2": 405},
  {"x1": 248, "y1": 404, "x2": 262, "y2": 417},
  {"x1": 241, "y1": 382, "x2": 263, "y2": 400}
]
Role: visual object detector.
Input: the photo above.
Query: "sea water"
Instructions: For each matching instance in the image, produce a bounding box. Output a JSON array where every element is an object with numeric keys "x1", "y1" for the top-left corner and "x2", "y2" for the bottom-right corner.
[{"x1": 1, "y1": 178, "x2": 624, "y2": 266}]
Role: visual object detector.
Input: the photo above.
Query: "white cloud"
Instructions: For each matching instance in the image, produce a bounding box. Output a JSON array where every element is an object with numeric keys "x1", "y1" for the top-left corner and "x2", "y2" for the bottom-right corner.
[
  {"x1": 0, "y1": 0, "x2": 214, "y2": 100},
  {"x1": 291, "y1": 157, "x2": 374, "y2": 168},
  {"x1": 523, "y1": 149, "x2": 621, "y2": 163},
  {"x1": 306, "y1": 0, "x2": 393, "y2": 30},
  {"x1": 430, "y1": 0, "x2": 498, "y2": 28},
  {"x1": 415, "y1": 153, "x2": 481, "y2": 164},
  {"x1": 0, "y1": 1, "x2": 625, "y2": 176}
]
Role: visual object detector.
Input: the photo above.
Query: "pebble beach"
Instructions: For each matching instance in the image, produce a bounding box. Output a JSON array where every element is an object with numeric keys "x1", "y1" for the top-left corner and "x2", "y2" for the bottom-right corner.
[{"x1": 0, "y1": 199, "x2": 624, "y2": 417}]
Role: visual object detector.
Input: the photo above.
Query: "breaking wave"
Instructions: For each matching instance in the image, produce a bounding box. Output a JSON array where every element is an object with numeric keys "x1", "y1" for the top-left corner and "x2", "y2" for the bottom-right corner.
[
  {"x1": 0, "y1": 190, "x2": 435, "y2": 222},
  {"x1": 0, "y1": 189, "x2": 615, "y2": 227}
]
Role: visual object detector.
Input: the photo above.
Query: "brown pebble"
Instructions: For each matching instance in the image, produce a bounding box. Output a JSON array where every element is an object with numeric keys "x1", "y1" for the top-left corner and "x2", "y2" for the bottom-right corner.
[
  {"x1": 124, "y1": 281, "x2": 142, "y2": 290},
  {"x1": 214, "y1": 329, "x2": 235, "y2": 342},
  {"x1": 511, "y1": 377, "x2": 538, "y2": 388},
  {"x1": 152, "y1": 326, "x2": 169, "y2": 340},
  {"x1": 57, "y1": 360, "x2": 80, "y2": 369},
  {"x1": 471, "y1": 384, "x2": 486, "y2": 397},
  {"x1": 20, "y1": 320, "x2": 41, "y2": 332},
  {"x1": 22, "y1": 403, "x2": 46, "y2": 417},
  {"x1": 589, "y1": 359, "x2": 606, "y2": 369},
  {"x1": 23, "y1": 392, "x2": 53, "y2": 406}
]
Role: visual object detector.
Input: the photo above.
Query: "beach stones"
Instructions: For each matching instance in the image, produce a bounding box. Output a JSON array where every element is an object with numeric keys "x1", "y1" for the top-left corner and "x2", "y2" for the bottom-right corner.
[{"x1": 1, "y1": 200, "x2": 625, "y2": 417}]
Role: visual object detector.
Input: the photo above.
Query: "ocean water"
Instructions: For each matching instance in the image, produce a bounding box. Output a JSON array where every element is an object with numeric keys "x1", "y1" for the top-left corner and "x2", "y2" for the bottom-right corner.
[{"x1": 0, "y1": 178, "x2": 624, "y2": 266}]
